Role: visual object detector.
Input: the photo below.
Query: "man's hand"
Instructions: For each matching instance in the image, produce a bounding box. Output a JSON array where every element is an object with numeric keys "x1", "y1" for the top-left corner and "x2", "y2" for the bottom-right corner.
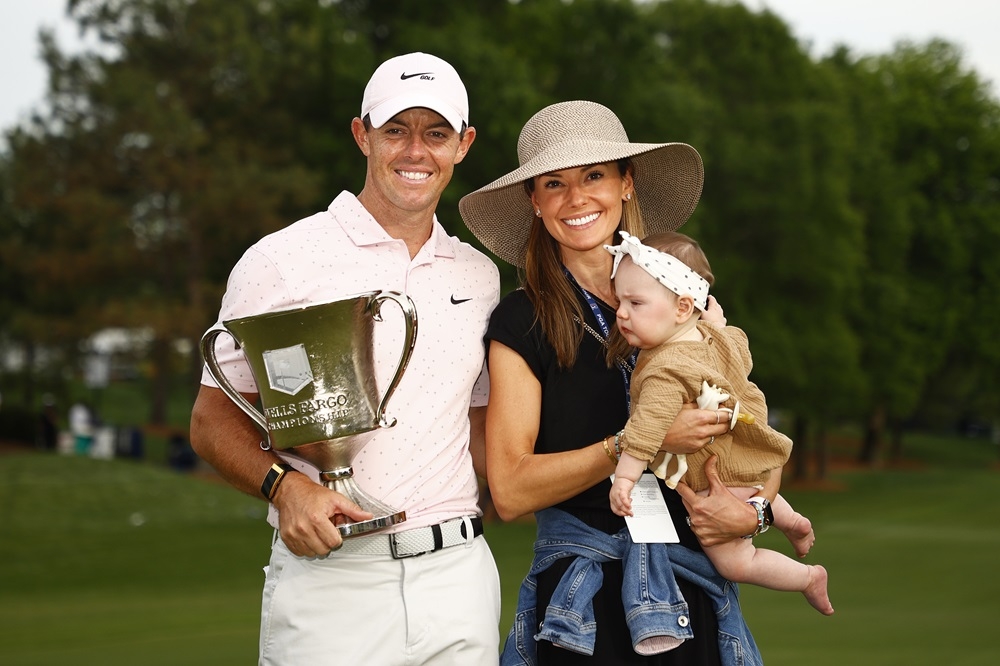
[
  {"x1": 272, "y1": 474, "x2": 374, "y2": 557},
  {"x1": 675, "y1": 456, "x2": 757, "y2": 547}
]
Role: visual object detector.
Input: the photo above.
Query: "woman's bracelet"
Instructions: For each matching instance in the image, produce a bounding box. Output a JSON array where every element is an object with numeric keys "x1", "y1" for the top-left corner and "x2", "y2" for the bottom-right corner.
[
  {"x1": 614, "y1": 429, "x2": 625, "y2": 456},
  {"x1": 602, "y1": 436, "x2": 619, "y2": 465}
]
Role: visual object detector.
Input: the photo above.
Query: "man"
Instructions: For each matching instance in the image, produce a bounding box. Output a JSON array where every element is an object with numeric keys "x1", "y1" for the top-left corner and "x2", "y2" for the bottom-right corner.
[{"x1": 190, "y1": 52, "x2": 501, "y2": 665}]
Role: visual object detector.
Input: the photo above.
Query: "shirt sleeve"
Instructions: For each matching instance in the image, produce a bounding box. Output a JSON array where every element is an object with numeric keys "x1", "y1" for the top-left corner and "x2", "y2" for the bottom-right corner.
[
  {"x1": 485, "y1": 290, "x2": 546, "y2": 381},
  {"x1": 470, "y1": 360, "x2": 489, "y2": 408},
  {"x1": 200, "y1": 246, "x2": 294, "y2": 392},
  {"x1": 622, "y1": 361, "x2": 691, "y2": 462},
  {"x1": 724, "y1": 325, "x2": 753, "y2": 372}
]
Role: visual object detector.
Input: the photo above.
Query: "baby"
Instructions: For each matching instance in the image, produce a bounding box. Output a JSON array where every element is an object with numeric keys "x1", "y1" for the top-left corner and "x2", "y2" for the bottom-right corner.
[{"x1": 606, "y1": 230, "x2": 833, "y2": 615}]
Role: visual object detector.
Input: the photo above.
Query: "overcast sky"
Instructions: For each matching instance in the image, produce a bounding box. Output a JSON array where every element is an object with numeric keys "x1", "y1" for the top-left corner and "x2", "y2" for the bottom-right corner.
[
  {"x1": 746, "y1": 0, "x2": 999, "y2": 92},
  {"x1": 1, "y1": 0, "x2": 998, "y2": 135}
]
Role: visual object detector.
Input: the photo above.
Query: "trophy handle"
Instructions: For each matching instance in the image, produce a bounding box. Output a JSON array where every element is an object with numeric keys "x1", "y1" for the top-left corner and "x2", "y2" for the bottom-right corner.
[
  {"x1": 370, "y1": 291, "x2": 418, "y2": 428},
  {"x1": 200, "y1": 327, "x2": 269, "y2": 436}
]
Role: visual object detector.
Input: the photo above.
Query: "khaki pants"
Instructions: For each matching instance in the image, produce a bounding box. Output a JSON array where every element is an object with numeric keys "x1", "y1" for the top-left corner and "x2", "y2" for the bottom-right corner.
[{"x1": 260, "y1": 533, "x2": 501, "y2": 665}]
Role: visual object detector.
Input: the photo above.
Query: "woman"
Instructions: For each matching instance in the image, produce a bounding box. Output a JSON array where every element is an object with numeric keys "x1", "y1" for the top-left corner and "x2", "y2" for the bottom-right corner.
[{"x1": 459, "y1": 101, "x2": 771, "y2": 665}]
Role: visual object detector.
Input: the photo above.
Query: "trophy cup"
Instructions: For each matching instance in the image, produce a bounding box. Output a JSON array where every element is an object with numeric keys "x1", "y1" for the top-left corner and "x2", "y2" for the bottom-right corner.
[{"x1": 201, "y1": 290, "x2": 417, "y2": 538}]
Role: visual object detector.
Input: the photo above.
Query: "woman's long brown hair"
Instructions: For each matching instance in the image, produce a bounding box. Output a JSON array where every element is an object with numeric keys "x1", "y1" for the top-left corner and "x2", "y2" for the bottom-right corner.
[{"x1": 521, "y1": 159, "x2": 646, "y2": 369}]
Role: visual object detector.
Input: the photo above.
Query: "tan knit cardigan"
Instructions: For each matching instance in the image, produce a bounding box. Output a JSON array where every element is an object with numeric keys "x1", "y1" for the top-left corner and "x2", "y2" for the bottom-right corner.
[{"x1": 619, "y1": 321, "x2": 792, "y2": 492}]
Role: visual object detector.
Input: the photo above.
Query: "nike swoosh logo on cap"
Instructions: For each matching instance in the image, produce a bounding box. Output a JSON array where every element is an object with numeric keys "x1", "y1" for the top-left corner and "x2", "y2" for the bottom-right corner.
[
  {"x1": 400, "y1": 71, "x2": 433, "y2": 80},
  {"x1": 450, "y1": 295, "x2": 472, "y2": 305}
]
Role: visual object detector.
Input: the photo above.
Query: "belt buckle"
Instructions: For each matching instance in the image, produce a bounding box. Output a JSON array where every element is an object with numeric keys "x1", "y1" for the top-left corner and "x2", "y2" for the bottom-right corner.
[{"x1": 389, "y1": 532, "x2": 427, "y2": 560}]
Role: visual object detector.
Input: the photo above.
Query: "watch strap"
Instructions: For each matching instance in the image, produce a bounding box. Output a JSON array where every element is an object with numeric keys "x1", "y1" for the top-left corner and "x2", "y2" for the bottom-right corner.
[
  {"x1": 759, "y1": 497, "x2": 774, "y2": 527},
  {"x1": 261, "y1": 463, "x2": 296, "y2": 501},
  {"x1": 743, "y1": 496, "x2": 772, "y2": 539}
]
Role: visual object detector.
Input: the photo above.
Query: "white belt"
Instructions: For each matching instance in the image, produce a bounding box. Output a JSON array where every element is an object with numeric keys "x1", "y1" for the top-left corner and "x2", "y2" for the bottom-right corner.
[{"x1": 335, "y1": 515, "x2": 483, "y2": 559}]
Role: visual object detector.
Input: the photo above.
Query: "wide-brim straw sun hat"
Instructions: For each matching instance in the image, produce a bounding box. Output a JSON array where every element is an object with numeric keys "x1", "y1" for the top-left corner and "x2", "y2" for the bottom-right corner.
[{"x1": 459, "y1": 100, "x2": 704, "y2": 268}]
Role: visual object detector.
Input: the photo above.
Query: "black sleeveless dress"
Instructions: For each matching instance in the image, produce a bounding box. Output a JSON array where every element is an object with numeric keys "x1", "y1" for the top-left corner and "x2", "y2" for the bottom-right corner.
[{"x1": 486, "y1": 289, "x2": 725, "y2": 664}]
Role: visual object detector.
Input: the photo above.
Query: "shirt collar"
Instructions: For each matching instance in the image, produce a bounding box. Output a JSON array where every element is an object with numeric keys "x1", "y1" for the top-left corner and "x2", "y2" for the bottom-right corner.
[{"x1": 328, "y1": 191, "x2": 456, "y2": 260}]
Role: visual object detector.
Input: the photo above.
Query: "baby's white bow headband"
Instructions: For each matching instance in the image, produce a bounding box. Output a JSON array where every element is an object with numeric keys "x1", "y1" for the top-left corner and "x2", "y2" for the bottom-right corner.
[{"x1": 604, "y1": 231, "x2": 710, "y2": 311}]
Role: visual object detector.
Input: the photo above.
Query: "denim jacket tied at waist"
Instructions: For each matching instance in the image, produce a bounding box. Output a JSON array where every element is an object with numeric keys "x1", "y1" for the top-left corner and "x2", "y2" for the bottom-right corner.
[{"x1": 499, "y1": 508, "x2": 762, "y2": 666}]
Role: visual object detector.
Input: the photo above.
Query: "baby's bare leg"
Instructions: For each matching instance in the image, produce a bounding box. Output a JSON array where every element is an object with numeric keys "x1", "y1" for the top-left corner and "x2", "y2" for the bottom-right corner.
[
  {"x1": 772, "y1": 493, "x2": 815, "y2": 558},
  {"x1": 704, "y1": 536, "x2": 834, "y2": 615},
  {"x1": 700, "y1": 487, "x2": 833, "y2": 615}
]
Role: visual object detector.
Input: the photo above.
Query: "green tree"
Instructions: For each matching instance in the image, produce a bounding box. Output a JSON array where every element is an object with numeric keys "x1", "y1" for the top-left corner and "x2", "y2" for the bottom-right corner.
[
  {"x1": 643, "y1": 0, "x2": 866, "y2": 478},
  {"x1": 830, "y1": 39, "x2": 1000, "y2": 463},
  {"x1": 4, "y1": 0, "x2": 340, "y2": 422},
  {"x1": 4, "y1": 0, "x2": 998, "y2": 452}
]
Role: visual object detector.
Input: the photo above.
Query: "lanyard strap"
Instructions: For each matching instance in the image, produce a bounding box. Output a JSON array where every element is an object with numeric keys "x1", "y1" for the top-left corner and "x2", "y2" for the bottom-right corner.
[
  {"x1": 563, "y1": 268, "x2": 638, "y2": 412},
  {"x1": 567, "y1": 270, "x2": 613, "y2": 338}
]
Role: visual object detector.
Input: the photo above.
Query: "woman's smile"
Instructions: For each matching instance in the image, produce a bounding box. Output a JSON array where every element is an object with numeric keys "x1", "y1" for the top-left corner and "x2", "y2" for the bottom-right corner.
[{"x1": 562, "y1": 211, "x2": 600, "y2": 227}]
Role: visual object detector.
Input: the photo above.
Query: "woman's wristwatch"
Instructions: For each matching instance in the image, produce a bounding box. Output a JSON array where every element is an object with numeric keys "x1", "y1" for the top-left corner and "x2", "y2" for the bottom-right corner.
[{"x1": 743, "y1": 496, "x2": 774, "y2": 539}]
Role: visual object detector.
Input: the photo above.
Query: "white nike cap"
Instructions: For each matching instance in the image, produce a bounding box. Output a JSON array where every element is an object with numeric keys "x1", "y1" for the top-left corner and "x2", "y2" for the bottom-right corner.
[{"x1": 361, "y1": 52, "x2": 469, "y2": 133}]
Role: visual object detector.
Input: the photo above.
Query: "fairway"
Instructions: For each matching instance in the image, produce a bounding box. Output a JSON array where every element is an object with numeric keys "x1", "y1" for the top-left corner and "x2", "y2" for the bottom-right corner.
[{"x1": 2, "y1": 434, "x2": 998, "y2": 665}]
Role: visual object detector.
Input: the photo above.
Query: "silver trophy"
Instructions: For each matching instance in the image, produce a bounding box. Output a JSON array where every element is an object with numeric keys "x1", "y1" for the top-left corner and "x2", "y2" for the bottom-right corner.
[{"x1": 201, "y1": 291, "x2": 417, "y2": 538}]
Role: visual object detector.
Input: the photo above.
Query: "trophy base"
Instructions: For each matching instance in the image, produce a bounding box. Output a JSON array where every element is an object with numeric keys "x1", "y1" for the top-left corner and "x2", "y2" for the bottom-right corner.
[{"x1": 322, "y1": 469, "x2": 406, "y2": 539}]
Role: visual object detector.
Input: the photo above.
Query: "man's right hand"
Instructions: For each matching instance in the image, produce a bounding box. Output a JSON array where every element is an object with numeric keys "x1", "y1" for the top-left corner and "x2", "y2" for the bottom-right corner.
[{"x1": 272, "y1": 474, "x2": 374, "y2": 557}]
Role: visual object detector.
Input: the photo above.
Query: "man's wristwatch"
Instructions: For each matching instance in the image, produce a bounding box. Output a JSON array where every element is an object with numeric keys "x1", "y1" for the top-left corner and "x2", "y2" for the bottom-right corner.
[
  {"x1": 261, "y1": 463, "x2": 297, "y2": 501},
  {"x1": 743, "y1": 496, "x2": 774, "y2": 539}
]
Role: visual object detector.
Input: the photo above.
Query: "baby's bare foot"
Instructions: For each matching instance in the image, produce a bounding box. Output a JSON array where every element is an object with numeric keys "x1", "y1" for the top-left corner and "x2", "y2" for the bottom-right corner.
[
  {"x1": 785, "y1": 514, "x2": 815, "y2": 558},
  {"x1": 803, "y1": 565, "x2": 834, "y2": 615}
]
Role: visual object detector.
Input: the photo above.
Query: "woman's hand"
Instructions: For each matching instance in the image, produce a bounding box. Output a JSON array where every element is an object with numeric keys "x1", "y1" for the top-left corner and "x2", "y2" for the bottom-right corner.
[
  {"x1": 660, "y1": 403, "x2": 731, "y2": 455},
  {"x1": 675, "y1": 456, "x2": 757, "y2": 546}
]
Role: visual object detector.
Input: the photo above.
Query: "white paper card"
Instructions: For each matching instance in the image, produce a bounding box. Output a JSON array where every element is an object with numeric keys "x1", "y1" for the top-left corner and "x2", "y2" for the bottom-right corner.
[{"x1": 615, "y1": 473, "x2": 680, "y2": 543}]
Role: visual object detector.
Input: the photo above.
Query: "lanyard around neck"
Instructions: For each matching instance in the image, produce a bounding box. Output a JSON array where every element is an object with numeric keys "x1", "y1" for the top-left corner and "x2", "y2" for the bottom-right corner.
[{"x1": 563, "y1": 267, "x2": 638, "y2": 413}]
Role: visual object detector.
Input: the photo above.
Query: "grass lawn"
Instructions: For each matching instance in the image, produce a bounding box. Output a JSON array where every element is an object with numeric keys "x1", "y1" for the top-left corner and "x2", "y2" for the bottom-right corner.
[{"x1": 1, "y1": 432, "x2": 998, "y2": 665}]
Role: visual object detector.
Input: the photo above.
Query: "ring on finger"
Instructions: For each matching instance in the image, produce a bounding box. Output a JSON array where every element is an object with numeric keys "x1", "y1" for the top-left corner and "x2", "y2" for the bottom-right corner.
[
  {"x1": 715, "y1": 411, "x2": 721, "y2": 425},
  {"x1": 709, "y1": 435, "x2": 715, "y2": 445},
  {"x1": 686, "y1": 516, "x2": 692, "y2": 527}
]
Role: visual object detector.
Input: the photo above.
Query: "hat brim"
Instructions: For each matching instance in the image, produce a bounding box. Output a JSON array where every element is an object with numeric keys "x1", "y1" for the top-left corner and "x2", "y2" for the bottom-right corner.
[
  {"x1": 367, "y1": 93, "x2": 466, "y2": 133},
  {"x1": 459, "y1": 141, "x2": 704, "y2": 268}
]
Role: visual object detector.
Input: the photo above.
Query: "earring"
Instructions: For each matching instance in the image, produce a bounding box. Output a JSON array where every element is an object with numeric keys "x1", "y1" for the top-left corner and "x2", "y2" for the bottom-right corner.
[
  {"x1": 625, "y1": 193, "x2": 632, "y2": 201},
  {"x1": 535, "y1": 209, "x2": 541, "y2": 216}
]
